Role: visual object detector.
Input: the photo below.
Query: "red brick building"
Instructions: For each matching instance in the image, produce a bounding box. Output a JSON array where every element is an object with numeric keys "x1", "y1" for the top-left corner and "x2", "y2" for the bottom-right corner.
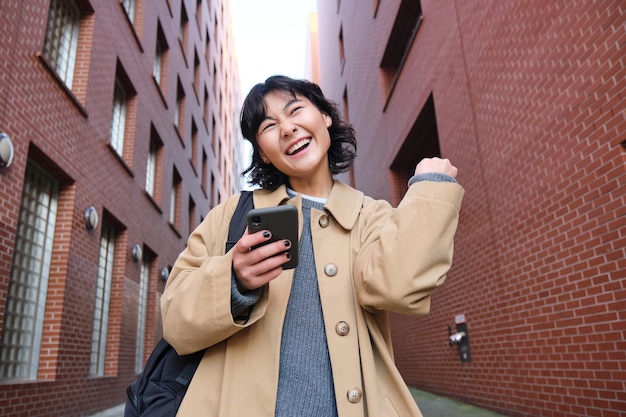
[
  {"x1": 0, "y1": 0, "x2": 241, "y2": 415},
  {"x1": 315, "y1": 0, "x2": 625, "y2": 416}
]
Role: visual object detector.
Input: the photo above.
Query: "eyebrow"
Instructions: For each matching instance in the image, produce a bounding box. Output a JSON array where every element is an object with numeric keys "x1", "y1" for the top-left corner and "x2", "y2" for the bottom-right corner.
[
  {"x1": 282, "y1": 98, "x2": 301, "y2": 111},
  {"x1": 260, "y1": 97, "x2": 302, "y2": 123}
]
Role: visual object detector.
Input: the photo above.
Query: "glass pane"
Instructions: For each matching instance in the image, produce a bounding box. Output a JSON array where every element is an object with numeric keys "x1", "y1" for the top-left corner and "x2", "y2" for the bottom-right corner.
[
  {"x1": 0, "y1": 163, "x2": 59, "y2": 380},
  {"x1": 43, "y1": 0, "x2": 80, "y2": 88},
  {"x1": 89, "y1": 224, "x2": 115, "y2": 376}
]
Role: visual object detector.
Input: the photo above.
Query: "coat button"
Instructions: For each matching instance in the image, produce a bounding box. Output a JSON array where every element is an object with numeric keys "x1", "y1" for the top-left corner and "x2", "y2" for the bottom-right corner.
[
  {"x1": 336, "y1": 321, "x2": 350, "y2": 336},
  {"x1": 347, "y1": 387, "x2": 362, "y2": 403},
  {"x1": 324, "y1": 263, "x2": 338, "y2": 277},
  {"x1": 319, "y1": 214, "x2": 330, "y2": 228}
]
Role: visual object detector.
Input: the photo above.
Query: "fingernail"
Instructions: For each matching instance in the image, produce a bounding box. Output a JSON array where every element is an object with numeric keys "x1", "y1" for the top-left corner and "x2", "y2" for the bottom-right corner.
[
  {"x1": 284, "y1": 240, "x2": 290, "y2": 247},
  {"x1": 263, "y1": 231, "x2": 270, "y2": 238},
  {"x1": 285, "y1": 252, "x2": 291, "y2": 260}
]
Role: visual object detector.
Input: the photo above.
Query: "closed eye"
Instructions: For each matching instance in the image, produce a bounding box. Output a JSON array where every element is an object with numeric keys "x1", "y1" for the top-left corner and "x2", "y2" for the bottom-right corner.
[{"x1": 259, "y1": 121, "x2": 276, "y2": 133}]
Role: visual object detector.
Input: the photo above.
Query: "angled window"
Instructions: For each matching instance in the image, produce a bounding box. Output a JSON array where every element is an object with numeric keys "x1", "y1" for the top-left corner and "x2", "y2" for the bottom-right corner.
[
  {"x1": 146, "y1": 126, "x2": 163, "y2": 202},
  {"x1": 122, "y1": 0, "x2": 135, "y2": 23},
  {"x1": 153, "y1": 22, "x2": 169, "y2": 91},
  {"x1": 204, "y1": 28, "x2": 211, "y2": 67},
  {"x1": 179, "y1": 4, "x2": 189, "y2": 59},
  {"x1": 390, "y1": 94, "x2": 440, "y2": 205},
  {"x1": 203, "y1": 87, "x2": 210, "y2": 129},
  {"x1": 210, "y1": 172, "x2": 216, "y2": 208},
  {"x1": 42, "y1": 0, "x2": 94, "y2": 99},
  {"x1": 188, "y1": 196, "x2": 196, "y2": 237},
  {"x1": 201, "y1": 149, "x2": 208, "y2": 195},
  {"x1": 169, "y1": 168, "x2": 182, "y2": 228},
  {"x1": 110, "y1": 80, "x2": 127, "y2": 155},
  {"x1": 196, "y1": 0, "x2": 203, "y2": 29},
  {"x1": 175, "y1": 79, "x2": 186, "y2": 138},
  {"x1": 380, "y1": 0, "x2": 423, "y2": 109},
  {"x1": 109, "y1": 62, "x2": 137, "y2": 165},
  {"x1": 190, "y1": 119, "x2": 198, "y2": 171},
  {"x1": 193, "y1": 49, "x2": 201, "y2": 98},
  {"x1": 211, "y1": 117, "x2": 217, "y2": 154},
  {"x1": 0, "y1": 163, "x2": 59, "y2": 380},
  {"x1": 134, "y1": 247, "x2": 154, "y2": 373},
  {"x1": 43, "y1": 0, "x2": 80, "y2": 88},
  {"x1": 89, "y1": 221, "x2": 116, "y2": 376},
  {"x1": 338, "y1": 26, "x2": 345, "y2": 74}
]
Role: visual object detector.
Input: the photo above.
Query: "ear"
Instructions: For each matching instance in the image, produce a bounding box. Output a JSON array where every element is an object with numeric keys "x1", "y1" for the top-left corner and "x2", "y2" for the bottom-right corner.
[
  {"x1": 259, "y1": 149, "x2": 270, "y2": 164},
  {"x1": 323, "y1": 113, "x2": 332, "y2": 128}
]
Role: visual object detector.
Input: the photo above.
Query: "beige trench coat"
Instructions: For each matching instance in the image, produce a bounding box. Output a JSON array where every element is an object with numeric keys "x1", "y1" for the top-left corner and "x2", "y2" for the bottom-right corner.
[{"x1": 161, "y1": 180, "x2": 464, "y2": 417}]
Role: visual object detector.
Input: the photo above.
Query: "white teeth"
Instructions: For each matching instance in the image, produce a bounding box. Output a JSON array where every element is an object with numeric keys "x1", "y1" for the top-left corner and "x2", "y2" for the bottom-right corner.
[{"x1": 287, "y1": 139, "x2": 311, "y2": 155}]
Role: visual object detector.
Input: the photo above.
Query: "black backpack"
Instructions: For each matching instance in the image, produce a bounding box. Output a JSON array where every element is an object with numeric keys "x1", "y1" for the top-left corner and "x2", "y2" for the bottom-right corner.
[{"x1": 124, "y1": 191, "x2": 253, "y2": 417}]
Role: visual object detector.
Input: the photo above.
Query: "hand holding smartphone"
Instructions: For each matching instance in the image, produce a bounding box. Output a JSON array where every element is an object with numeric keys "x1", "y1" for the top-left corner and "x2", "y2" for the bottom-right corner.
[{"x1": 246, "y1": 205, "x2": 299, "y2": 269}]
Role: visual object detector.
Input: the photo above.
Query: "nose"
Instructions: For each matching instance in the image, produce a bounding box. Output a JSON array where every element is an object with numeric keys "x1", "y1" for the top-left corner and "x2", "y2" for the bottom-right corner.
[{"x1": 280, "y1": 120, "x2": 297, "y2": 138}]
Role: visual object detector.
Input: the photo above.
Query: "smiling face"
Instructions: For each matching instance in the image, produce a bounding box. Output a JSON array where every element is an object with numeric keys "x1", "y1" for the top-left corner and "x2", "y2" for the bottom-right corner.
[{"x1": 255, "y1": 90, "x2": 334, "y2": 196}]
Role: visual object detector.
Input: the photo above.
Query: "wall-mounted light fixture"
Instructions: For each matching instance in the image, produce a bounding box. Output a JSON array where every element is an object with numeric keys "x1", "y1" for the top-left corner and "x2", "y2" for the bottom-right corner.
[
  {"x1": 160, "y1": 267, "x2": 170, "y2": 282},
  {"x1": 84, "y1": 206, "x2": 99, "y2": 230},
  {"x1": 131, "y1": 244, "x2": 143, "y2": 262},
  {"x1": 0, "y1": 132, "x2": 15, "y2": 167}
]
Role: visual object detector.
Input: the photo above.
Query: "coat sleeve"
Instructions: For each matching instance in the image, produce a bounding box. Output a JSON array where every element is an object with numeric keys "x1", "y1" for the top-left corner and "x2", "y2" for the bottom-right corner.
[
  {"x1": 353, "y1": 180, "x2": 464, "y2": 315},
  {"x1": 160, "y1": 195, "x2": 269, "y2": 355}
]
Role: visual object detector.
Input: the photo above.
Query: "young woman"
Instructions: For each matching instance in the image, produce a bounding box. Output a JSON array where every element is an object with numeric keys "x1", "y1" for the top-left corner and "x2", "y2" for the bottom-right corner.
[{"x1": 161, "y1": 75, "x2": 464, "y2": 417}]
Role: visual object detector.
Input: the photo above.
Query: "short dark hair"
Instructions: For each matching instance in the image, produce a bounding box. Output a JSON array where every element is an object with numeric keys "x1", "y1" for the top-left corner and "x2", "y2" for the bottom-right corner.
[{"x1": 240, "y1": 75, "x2": 357, "y2": 190}]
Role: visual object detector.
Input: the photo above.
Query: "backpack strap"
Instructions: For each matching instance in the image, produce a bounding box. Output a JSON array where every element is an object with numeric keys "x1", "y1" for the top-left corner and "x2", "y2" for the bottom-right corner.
[
  {"x1": 177, "y1": 190, "x2": 254, "y2": 385},
  {"x1": 125, "y1": 191, "x2": 256, "y2": 415},
  {"x1": 226, "y1": 190, "x2": 253, "y2": 252}
]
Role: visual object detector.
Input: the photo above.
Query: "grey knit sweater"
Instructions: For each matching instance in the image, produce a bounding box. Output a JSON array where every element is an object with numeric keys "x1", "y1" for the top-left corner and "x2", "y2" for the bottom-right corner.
[{"x1": 231, "y1": 196, "x2": 335, "y2": 416}]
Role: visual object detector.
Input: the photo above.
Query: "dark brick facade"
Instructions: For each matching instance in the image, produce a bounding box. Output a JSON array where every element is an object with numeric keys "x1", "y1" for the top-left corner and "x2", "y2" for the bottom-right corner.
[
  {"x1": 316, "y1": 0, "x2": 625, "y2": 416},
  {"x1": 0, "y1": 0, "x2": 240, "y2": 415}
]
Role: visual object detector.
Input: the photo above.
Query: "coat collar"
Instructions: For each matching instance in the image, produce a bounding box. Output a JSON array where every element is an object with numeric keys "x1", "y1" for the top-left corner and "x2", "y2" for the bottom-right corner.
[{"x1": 252, "y1": 180, "x2": 364, "y2": 231}]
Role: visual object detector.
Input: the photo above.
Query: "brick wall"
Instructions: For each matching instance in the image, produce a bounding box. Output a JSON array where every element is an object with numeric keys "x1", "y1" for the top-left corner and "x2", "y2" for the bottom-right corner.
[
  {"x1": 317, "y1": 0, "x2": 625, "y2": 416},
  {"x1": 0, "y1": 0, "x2": 240, "y2": 415}
]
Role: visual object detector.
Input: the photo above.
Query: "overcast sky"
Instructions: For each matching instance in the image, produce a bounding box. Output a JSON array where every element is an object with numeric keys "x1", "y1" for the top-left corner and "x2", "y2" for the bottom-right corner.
[{"x1": 230, "y1": 0, "x2": 318, "y2": 96}]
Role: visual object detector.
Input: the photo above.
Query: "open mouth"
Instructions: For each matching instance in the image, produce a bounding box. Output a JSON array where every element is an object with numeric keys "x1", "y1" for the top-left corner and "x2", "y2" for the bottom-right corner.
[{"x1": 286, "y1": 139, "x2": 311, "y2": 155}]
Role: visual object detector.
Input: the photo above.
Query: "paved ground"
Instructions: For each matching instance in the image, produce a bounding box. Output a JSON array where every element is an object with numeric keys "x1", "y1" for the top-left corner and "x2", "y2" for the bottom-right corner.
[
  {"x1": 410, "y1": 387, "x2": 509, "y2": 417},
  {"x1": 88, "y1": 388, "x2": 508, "y2": 417}
]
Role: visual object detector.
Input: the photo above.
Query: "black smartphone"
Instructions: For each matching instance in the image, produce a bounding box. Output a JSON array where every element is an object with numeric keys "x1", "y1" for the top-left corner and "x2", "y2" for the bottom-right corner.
[{"x1": 246, "y1": 205, "x2": 299, "y2": 269}]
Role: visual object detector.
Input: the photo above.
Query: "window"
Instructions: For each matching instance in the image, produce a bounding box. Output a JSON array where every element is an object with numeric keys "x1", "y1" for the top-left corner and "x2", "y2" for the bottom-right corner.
[
  {"x1": 0, "y1": 163, "x2": 59, "y2": 380},
  {"x1": 134, "y1": 250, "x2": 150, "y2": 373},
  {"x1": 204, "y1": 28, "x2": 211, "y2": 67},
  {"x1": 146, "y1": 127, "x2": 163, "y2": 202},
  {"x1": 210, "y1": 172, "x2": 215, "y2": 208},
  {"x1": 179, "y1": 4, "x2": 189, "y2": 59},
  {"x1": 170, "y1": 168, "x2": 182, "y2": 228},
  {"x1": 193, "y1": 50, "x2": 201, "y2": 98},
  {"x1": 212, "y1": 63, "x2": 217, "y2": 95},
  {"x1": 190, "y1": 119, "x2": 198, "y2": 170},
  {"x1": 153, "y1": 22, "x2": 169, "y2": 91},
  {"x1": 146, "y1": 140, "x2": 156, "y2": 196},
  {"x1": 196, "y1": 0, "x2": 203, "y2": 29},
  {"x1": 390, "y1": 94, "x2": 440, "y2": 205},
  {"x1": 338, "y1": 26, "x2": 346, "y2": 74},
  {"x1": 201, "y1": 149, "x2": 208, "y2": 195},
  {"x1": 175, "y1": 79, "x2": 185, "y2": 137},
  {"x1": 110, "y1": 80, "x2": 127, "y2": 155},
  {"x1": 109, "y1": 63, "x2": 137, "y2": 163},
  {"x1": 188, "y1": 196, "x2": 196, "y2": 236},
  {"x1": 90, "y1": 221, "x2": 116, "y2": 376},
  {"x1": 211, "y1": 117, "x2": 217, "y2": 156},
  {"x1": 203, "y1": 87, "x2": 210, "y2": 128},
  {"x1": 43, "y1": 0, "x2": 80, "y2": 88},
  {"x1": 380, "y1": 0, "x2": 423, "y2": 109},
  {"x1": 122, "y1": 0, "x2": 135, "y2": 23}
]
